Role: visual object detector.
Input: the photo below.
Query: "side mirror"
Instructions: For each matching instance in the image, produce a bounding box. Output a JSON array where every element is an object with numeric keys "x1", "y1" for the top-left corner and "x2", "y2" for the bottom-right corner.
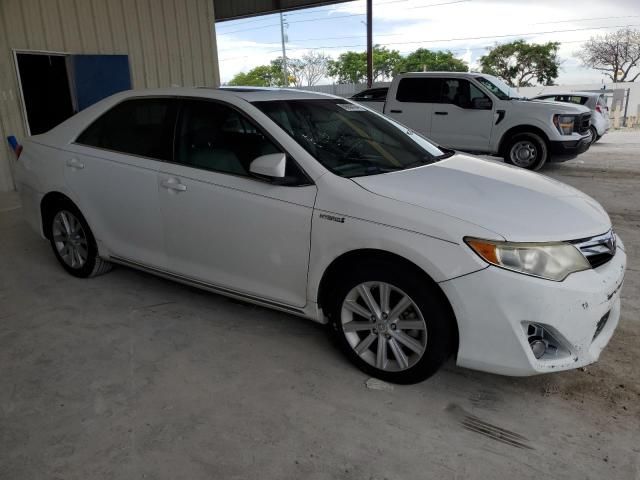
[
  {"x1": 249, "y1": 153, "x2": 286, "y2": 179},
  {"x1": 473, "y1": 97, "x2": 493, "y2": 110}
]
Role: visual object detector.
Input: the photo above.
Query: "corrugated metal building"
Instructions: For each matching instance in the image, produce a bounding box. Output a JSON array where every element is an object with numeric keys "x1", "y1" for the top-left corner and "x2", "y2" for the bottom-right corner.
[{"x1": 0, "y1": 0, "x2": 220, "y2": 192}]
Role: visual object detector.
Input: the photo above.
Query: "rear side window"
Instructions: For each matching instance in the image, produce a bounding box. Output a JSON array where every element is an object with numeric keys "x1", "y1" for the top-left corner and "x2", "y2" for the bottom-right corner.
[
  {"x1": 396, "y1": 78, "x2": 442, "y2": 103},
  {"x1": 76, "y1": 98, "x2": 178, "y2": 160}
]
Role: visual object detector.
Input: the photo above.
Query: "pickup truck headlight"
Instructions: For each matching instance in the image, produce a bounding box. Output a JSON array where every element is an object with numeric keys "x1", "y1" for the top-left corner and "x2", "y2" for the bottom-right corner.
[
  {"x1": 465, "y1": 238, "x2": 590, "y2": 281},
  {"x1": 553, "y1": 114, "x2": 576, "y2": 135}
]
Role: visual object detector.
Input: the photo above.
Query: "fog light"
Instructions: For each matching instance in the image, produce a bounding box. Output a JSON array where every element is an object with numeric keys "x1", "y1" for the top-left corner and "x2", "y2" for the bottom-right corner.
[
  {"x1": 529, "y1": 337, "x2": 547, "y2": 359},
  {"x1": 525, "y1": 323, "x2": 568, "y2": 360}
]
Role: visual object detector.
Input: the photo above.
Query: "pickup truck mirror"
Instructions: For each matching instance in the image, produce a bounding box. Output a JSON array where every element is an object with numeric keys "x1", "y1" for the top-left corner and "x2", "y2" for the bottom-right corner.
[
  {"x1": 473, "y1": 97, "x2": 493, "y2": 110},
  {"x1": 249, "y1": 153, "x2": 286, "y2": 179}
]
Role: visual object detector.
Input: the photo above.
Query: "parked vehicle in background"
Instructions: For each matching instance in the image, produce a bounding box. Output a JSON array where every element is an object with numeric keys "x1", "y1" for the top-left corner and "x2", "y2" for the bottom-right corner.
[
  {"x1": 15, "y1": 87, "x2": 626, "y2": 383},
  {"x1": 354, "y1": 72, "x2": 593, "y2": 170},
  {"x1": 531, "y1": 92, "x2": 610, "y2": 144},
  {"x1": 349, "y1": 87, "x2": 388, "y2": 113}
]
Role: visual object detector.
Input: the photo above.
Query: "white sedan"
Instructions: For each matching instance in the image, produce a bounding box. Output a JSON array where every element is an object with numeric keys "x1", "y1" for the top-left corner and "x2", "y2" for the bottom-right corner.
[{"x1": 15, "y1": 87, "x2": 626, "y2": 384}]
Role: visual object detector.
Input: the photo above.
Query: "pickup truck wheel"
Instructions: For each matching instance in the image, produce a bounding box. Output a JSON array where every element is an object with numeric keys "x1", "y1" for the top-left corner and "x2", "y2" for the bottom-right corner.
[
  {"x1": 503, "y1": 132, "x2": 547, "y2": 170},
  {"x1": 327, "y1": 260, "x2": 455, "y2": 384}
]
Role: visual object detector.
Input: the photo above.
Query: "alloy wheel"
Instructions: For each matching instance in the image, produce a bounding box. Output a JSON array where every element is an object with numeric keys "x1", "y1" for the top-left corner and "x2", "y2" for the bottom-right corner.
[
  {"x1": 52, "y1": 210, "x2": 89, "y2": 269},
  {"x1": 340, "y1": 282, "x2": 428, "y2": 372}
]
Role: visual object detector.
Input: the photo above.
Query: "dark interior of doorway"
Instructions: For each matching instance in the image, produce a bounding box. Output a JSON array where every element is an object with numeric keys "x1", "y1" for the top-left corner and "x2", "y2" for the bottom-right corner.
[{"x1": 16, "y1": 53, "x2": 75, "y2": 135}]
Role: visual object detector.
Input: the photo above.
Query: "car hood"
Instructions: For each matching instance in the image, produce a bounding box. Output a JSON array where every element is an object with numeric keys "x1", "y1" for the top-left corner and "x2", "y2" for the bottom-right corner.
[
  {"x1": 522, "y1": 99, "x2": 591, "y2": 114},
  {"x1": 352, "y1": 154, "x2": 610, "y2": 242}
]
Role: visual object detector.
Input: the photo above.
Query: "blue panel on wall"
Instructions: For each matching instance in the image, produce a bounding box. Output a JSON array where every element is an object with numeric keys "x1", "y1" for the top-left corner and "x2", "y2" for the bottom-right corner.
[{"x1": 69, "y1": 55, "x2": 131, "y2": 111}]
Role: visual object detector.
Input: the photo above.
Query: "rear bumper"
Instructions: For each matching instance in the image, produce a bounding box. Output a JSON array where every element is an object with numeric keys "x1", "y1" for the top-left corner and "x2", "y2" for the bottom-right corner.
[
  {"x1": 440, "y1": 242, "x2": 626, "y2": 376},
  {"x1": 549, "y1": 134, "x2": 592, "y2": 161}
]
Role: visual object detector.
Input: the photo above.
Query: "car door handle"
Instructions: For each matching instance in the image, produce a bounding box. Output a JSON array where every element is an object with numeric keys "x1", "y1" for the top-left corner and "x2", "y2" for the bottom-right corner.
[
  {"x1": 434, "y1": 111, "x2": 448, "y2": 115},
  {"x1": 161, "y1": 179, "x2": 187, "y2": 192},
  {"x1": 65, "y1": 158, "x2": 84, "y2": 169},
  {"x1": 389, "y1": 109, "x2": 402, "y2": 113}
]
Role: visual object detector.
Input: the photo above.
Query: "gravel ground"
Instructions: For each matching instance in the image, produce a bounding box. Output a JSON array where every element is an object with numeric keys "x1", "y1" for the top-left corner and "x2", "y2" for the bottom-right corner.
[{"x1": 1, "y1": 130, "x2": 639, "y2": 480}]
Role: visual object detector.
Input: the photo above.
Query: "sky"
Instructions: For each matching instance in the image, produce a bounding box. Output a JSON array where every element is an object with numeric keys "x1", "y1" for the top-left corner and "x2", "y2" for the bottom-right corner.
[{"x1": 214, "y1": 0, "x2": 640, "y2": 86}]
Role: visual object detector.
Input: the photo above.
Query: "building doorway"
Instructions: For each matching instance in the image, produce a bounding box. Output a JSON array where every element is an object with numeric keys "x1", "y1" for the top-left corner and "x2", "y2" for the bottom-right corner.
[{"x1": 15, "y1": 52, "x2": 75, "y2": 135}]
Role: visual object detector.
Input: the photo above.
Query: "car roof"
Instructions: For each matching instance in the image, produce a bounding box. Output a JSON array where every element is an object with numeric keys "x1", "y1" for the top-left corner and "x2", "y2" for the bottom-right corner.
[
  {"x1": 397, "y1": 71, "x2": 486, "y2": 78},
  {"x1": 108, "y1": 86, "x2": 339, "y2": 102}
]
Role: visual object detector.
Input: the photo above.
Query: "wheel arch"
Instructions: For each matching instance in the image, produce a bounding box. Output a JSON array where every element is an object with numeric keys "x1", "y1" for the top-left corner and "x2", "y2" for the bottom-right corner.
[
  {"x1": 498, "y1": 125, "x2": 550, "y2": 156},
  {"x1": 40, "y1": 191, "x2": 78, "y2": 240},
  {"x1": 316, "y1": 248, "x2": 459, "y2": 349}
]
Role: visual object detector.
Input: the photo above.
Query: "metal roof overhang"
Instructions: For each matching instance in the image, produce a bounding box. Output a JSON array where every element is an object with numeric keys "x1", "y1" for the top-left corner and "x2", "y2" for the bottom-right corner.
[{"x1": 214, "y1": 0, "x2": 355, "y2": 22}]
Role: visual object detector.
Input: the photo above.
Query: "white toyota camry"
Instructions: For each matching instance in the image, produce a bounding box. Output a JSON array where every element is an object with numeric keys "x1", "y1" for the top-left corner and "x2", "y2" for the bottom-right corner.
[{"x1": 15, "y1": 87, "x2": 626, "y2": 384}]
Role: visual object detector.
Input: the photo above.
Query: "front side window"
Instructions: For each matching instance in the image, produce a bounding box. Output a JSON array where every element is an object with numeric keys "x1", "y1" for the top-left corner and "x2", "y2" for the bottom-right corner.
[
  {"x1": 175, "y1": 100, "x2": 281, "y2": 177},
  {"x1": 475, "y1": 75, "x2": 517, "y2": 100},
  {"x1": 254, "y1": 99, "x2": 447, "y2": 178},
  {"x1": 440, "y1": 79, "x2": 492, "y2": 109},
  {"x1": 76, "y1": 98, "x2": 177, "y2": 160}
]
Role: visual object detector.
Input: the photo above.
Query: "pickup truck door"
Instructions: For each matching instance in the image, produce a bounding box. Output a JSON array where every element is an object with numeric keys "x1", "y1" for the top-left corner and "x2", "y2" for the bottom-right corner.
[
  {"x1": 384, "y1": 77, "x2": 438, "y2": 137},
  {"x1": 429, "y1": 78, "x2": 494, "y2": 152}
]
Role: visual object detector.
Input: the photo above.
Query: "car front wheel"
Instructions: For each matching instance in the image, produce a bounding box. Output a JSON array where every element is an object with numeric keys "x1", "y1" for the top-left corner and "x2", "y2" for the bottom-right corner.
[
  {"x1": 503, "y1": 132, "x2": 548, "y2": 170},
  {"x1": 328, "y1": 260, "x2": 455, "y2": 384},
  {"x1": 49, "y1": 202, "x2": 111, "y2": 278}
]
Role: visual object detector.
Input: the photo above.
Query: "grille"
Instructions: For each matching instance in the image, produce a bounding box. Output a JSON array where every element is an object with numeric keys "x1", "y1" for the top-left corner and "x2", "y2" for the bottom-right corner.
[
  {"x1": 572, "y1": 230, "x2": 616, "y2": 268},
  {"x1": 574, "y1": 113, "x2": 592, "y2": 134}
]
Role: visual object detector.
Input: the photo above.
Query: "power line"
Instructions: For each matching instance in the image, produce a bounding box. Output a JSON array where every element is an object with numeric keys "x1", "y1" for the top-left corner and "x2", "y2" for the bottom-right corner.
[
  {"x1": 218, "y1": 13, "x2": 640, "y2": 52},
  {"x1": 278, "y1": 22, "x2": 640, "y2": 52}
]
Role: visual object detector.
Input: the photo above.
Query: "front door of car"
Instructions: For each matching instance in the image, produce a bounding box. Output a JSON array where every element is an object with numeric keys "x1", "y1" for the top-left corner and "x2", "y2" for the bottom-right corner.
[
  {"x1": 66, "y1": 97, "x2": 178, "y2": 268},
  {"x1": 428, "y1": 78, "x2": 494, "y2": 152},
  {"x1": 158, "y1": 99, "x2": 317, "y2": 308}
]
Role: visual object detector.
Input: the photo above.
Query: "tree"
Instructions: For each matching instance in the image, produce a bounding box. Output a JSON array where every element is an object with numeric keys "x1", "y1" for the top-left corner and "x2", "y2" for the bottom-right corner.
[
  {"x1": 227, "y1": 58, "x2": 287, "y2": 87},
  {"x1": 397, "y1": 49, "x2": 468, "y2": 73},
  {"x1": 577, "y1": 28, "x2": 640, "y2": 82},
  {"x1": 327, "y1": 45, "x2": 402, "y2": 83},
  {"x1": 479, "y1": 40, "x2": 560, "y2": 87},
  {"x1": 292, "y1": 52, "x2": 331, "y2": 87}
]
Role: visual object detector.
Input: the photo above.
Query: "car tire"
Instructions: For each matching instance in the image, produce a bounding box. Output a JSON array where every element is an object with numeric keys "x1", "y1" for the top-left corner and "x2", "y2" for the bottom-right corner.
[
  {"x1": 48, "y1": 200, "x2": 112, "y2": 278},
  {"x1": 590, "y1": 126, "x2": 598, "y2": 145},
  {"x1": 503, "y1": 132, "x2": 548, "y2": 170},
  {"x1": 327, "y1": 259, "x2": 456, "y2": 384}
]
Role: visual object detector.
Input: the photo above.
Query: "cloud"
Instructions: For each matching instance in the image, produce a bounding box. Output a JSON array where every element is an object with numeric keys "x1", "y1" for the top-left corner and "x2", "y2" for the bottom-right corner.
[{"x1": 216, "y1": 0, "x2": 640, "y2": 84}]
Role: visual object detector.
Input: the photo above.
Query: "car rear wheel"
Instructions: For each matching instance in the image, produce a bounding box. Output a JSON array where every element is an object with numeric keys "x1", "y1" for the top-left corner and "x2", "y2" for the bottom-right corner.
[
  {"x1": 327, "y1": 260, "x2": 455, "y2": 384},
  {"x1": 503, "y1": 132, "x2": 547, "y2": 170},
  {"x1": 590, "y1": 126, "x2": 598, "y2": 145},
  {"x1": 49, "y1": 202, "x2": 111, "y2": 278}
]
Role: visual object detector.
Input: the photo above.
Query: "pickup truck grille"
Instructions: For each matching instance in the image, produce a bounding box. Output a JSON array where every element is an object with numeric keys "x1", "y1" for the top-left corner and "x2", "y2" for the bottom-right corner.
[
  {"x1": 574, "y1": 113, "x2": 591, "y2": 134},
  {"x1": 572, "y1": 229, "x2": 616, "y2": 268}
]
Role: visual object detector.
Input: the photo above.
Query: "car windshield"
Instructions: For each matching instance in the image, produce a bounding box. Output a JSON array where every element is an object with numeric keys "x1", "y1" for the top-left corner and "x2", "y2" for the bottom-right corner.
[
  {"x1": 253, "y1": 99, "x2": 447, "y2": 178},
  {"x1": 475, "y1": 75, "x2": 519, "y2": 100}
]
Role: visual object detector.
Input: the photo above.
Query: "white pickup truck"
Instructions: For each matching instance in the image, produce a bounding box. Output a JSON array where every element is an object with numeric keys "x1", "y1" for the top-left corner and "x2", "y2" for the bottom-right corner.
[{"x1": 352, "y1": 72, "x2": 593, "y2": 170}]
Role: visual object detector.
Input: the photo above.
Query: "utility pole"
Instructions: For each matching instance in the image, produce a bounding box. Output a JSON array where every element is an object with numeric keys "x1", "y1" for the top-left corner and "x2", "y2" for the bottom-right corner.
[
  {"x1": 366, "y1": 0, "x2": 372, "y2": 88},
  {"x1": 280, "y1": 12, "x2": 288, "y2": 86}
]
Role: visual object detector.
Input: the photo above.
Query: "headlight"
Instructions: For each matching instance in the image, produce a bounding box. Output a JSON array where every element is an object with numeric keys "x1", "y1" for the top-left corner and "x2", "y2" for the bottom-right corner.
[
  {"x1": 465, "y1": 238, "x2": 590, "y2": 281},
  {"x1": 553, "y1": 114, "x2": 576, "y2": 135}
]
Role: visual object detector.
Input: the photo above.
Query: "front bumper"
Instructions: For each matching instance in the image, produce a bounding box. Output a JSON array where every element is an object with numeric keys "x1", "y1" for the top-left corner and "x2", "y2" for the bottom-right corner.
[
  {"x1": 440, "y1": 244, "x2": 626, "y2": 376},
  {"x1": 548, "y1": 134, "x2": 592, "y2": 161}
]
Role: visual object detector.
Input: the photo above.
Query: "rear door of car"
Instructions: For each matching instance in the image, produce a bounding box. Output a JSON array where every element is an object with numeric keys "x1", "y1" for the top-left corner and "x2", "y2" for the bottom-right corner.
[
  {"x1": 428, "y1": 77, "x2": 494, "y2": 151},
  {"x1": 157, "y1": 98, "x2": 317, "y2": 308},
  {"x1": 384, "y1": 77, "x2": 438, "y2": 136},
  {"x1": 66, "y1": 97, "x2": 178, "y2": 268}
]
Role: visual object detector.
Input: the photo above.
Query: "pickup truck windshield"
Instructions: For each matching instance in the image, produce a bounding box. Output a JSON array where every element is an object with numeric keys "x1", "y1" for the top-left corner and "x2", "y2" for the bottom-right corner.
[
  {"x1": 253, "y1": 99, "x2": 446, "y2": 178},
  {"x1": 475, "y1": 76, "x2": 516, "y2": 100}
]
